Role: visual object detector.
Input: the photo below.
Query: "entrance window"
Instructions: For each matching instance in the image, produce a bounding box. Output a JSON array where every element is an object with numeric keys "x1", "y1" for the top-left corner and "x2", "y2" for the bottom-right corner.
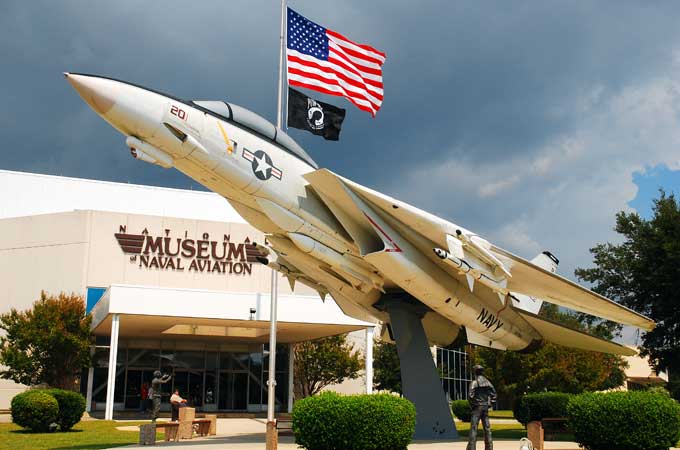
[
  {"x1": 88, "y1": 340, "x2": 291, "y2": 412},
  {"x1": 127, "y1": 348, "x2": 160, "y2": 369},
  {"x1": 90, "y1": 347, "x2": 125, "y2": 404},
  {"x1": 436, "y1": 346, "x2": 471, "y2": 401}
]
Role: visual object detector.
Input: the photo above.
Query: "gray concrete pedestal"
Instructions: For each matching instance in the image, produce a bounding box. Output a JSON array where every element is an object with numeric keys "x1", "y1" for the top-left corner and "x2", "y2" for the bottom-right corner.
[{"x1": 378, "y1": 294, "x2": 458, "y2": 440}]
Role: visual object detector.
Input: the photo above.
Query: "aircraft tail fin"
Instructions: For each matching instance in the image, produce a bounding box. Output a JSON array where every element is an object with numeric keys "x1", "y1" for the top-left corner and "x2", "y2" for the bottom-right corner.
[
  {"x1": 516, "y1": 308, "x2": 637, "y2": 356},
  {"x1": 511, "y1": 251, "x2": 559, "y2": 314}
]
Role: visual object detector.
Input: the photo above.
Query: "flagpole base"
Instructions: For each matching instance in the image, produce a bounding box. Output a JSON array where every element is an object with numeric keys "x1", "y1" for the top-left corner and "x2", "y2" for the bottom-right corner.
[{"x1": 266, "y1": 420, "x2": 278, "y2": 450}]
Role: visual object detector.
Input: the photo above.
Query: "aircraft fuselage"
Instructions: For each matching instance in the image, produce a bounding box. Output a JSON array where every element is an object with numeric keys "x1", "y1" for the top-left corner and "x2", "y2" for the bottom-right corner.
[{"x1": 66, "y1": 73, "x2": 541, "y2": 351}]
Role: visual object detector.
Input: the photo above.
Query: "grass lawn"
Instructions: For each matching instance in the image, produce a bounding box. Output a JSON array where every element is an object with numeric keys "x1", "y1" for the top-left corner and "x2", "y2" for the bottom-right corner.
[
  {"x1": 488, "y1": 409, "x2": 515, "y2": 419},
  {"x1": 0, "y1": 420, "x2": 164, "y2": 450},
  {"x1": 455, "y1": 423, "x2": 526, "y2": 440}
]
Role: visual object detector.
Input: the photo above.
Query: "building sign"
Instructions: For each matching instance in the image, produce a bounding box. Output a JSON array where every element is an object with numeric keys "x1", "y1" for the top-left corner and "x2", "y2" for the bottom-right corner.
[{"x1": 114, "y1": 226, "x2": 265, "y2": 275}]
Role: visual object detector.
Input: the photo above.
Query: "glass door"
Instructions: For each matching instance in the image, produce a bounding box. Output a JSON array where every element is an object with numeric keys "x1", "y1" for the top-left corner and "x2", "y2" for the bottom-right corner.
[
  {"x1": 218, "y1": 372, "x2": 248, "y2": 410},
  {"x1": 124, "y1": 370, "x2": 142, "y2": 409},
  {"x1": 173, "y1": 369, "x2": 204, "y2": 408}
]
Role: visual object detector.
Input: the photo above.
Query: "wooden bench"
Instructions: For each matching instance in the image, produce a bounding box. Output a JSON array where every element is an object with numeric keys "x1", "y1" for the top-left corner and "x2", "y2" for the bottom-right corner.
[
  {"x1": 192, "y1": 418, "x2": 212, "y2": 437},
  {"x1": 541, "y1": 417, "x2": 569, "y2": 440},
  {"x1": 150, "y1": 419, "x2": 211, "y2": 442},
  {"x1": 276, "y1": 419, "x2": 294, "y2": 436},
  {"x1": 527, "y1": 418, "x2": 570, "y2": 450},
  {"x1": 154, "y1": 422, "x2": 180, "y2": 442}
]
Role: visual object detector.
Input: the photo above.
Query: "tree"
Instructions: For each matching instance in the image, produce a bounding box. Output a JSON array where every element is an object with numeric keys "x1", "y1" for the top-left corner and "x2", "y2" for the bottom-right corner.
[
  {"x1": 293, "y1": 333, "x2": 362, "y2": 398},
  {"x1": 373, "y1": 339, "x2": 402, "y2": 394},
  {"x1": 575, "y1": 191, "x2": 680, "y2": 376},
  {"x1": 474, "y1": 303, "x2": 627, "y2": 408},
  {"x1": 0, "y1": 292, "x2": 93, "y2": 390}
]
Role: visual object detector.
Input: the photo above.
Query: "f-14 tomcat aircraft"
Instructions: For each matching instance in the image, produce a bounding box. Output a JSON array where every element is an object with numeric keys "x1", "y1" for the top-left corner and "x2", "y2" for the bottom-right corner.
[
  {"x1": 66, "y1": 72, "x2": 653, "y2": 438},
  {"x1": 65, "y1": 73, "x2": 654, "y2": 358}
]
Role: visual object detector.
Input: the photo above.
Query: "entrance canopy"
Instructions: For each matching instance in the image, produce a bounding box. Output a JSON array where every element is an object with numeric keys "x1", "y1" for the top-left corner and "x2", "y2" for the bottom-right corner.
[{"x1": 91, "y1": 284, "x2": 374, "y2": 343}]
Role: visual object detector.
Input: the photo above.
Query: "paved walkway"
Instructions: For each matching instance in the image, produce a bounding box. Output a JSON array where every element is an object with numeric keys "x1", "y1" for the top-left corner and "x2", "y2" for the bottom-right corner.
[{"x1": 112, "y1": 418, "x2": 578, "y2": 450}]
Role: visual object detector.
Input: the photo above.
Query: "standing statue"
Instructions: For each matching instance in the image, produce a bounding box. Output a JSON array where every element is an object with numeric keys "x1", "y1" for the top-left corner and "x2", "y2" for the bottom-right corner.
[
  {"x1": 150, "y1": 370, "x2": 172, "y2": 423},
  {"x1": 467, "y1": 364, "x2": 497, "y2": 450}
]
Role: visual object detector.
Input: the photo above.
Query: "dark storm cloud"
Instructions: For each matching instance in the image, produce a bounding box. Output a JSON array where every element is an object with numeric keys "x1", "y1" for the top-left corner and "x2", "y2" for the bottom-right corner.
[{"x1": 2, "y1": 0, "x2": 680, "y2": 280}]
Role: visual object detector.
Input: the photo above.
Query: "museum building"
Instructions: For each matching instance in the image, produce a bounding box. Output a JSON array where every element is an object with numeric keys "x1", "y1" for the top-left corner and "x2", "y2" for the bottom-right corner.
[{"x1": 0, "y1": 169, "x2": 378, "y2": 418}]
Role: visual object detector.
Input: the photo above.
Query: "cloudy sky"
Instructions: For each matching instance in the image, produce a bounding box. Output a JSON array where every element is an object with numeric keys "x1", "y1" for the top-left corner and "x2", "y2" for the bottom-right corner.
[{"x1": 2, "y1": 0, "x2": 680, "y2": 283}]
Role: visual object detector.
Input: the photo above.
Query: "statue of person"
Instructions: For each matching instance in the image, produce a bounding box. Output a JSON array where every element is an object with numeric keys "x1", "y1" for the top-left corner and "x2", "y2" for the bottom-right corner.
[
  {"x1": 150, "y1": 370, "x2": 172, "y2": 423},
  {"x1": 467, "y1": 364, "x2": 497, "y2": 450}
]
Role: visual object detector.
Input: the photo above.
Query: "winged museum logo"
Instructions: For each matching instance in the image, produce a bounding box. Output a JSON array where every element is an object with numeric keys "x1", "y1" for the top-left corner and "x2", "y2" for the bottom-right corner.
[{"x1": 114, "y1": 225, "x2": 265, "y2": 275}]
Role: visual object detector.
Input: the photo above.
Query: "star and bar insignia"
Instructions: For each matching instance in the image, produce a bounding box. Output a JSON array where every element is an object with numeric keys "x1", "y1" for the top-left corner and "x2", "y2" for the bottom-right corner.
[{"x1": 242, "y1": 149, "x2": 282, "y2": 181}]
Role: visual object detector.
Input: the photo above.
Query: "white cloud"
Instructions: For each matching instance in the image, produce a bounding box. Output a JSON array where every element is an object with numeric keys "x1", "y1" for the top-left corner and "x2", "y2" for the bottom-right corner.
[{"x1": 384, "y1": 72, "x2": 680, "y2": 280}]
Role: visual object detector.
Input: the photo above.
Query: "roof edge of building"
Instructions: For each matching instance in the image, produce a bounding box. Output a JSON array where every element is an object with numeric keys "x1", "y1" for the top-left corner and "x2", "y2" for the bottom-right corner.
[{"x1": 0, "y1": 168, "x2": 220, "y2": 198}]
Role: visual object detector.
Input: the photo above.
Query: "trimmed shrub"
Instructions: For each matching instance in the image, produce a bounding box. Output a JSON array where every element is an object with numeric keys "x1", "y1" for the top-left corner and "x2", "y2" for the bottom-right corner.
[
  {"x1": 292, "y1": 392, "x2": 416, "y2": 450},
  {"x1": 514, "y1": 392, "x2": 573, "y2": 426},
  {"x1": 11, "y1": 391, "x2": 59, "y2": 432},
  {"x1": 44, "y1": 389, "x2": 86, "y2": 431},
  {"x1": 451, "y1": 400, "x2": 471, "y2": 422},
  {"x1": 567, "y1": 391, "x2": 680, "y2": 450}
]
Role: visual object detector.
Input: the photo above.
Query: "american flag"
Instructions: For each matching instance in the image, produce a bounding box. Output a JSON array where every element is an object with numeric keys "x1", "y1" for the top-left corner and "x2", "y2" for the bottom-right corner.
[{"x1": 286, "y1": 8, "x2": 386, "y2": 116}]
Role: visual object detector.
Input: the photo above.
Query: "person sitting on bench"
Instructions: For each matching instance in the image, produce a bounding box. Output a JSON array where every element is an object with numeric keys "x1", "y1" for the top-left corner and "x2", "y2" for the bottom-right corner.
[{"x1": 170, "y1": 389, "x2": 188, "y2": 422}]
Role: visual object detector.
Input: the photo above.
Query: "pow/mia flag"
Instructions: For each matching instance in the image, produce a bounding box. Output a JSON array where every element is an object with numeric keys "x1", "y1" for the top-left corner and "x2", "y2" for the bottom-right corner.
[{"x1": 287, "y1": 88, "x2": 346, "y2": 141}]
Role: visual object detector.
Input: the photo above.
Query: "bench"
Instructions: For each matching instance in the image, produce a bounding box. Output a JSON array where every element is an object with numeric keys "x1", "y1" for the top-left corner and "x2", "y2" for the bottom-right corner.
[
  {"x1": 276, "y1": 419, "x2": 294, "y2": 436},
  {"x1": 541, "y1": 417, "x2": 569, "y2": 440},
  {"x1": 153, "y1": 422, "x2": 180, "y2": 442},
  {"x1": 527, "y1": 418, "x2": 570, "y2": 450},
  {"x1": 149, "y1": 419, "x2": 211, "y2": 442},
  {"x1": 192, "y1": 418, "x2": 212, "y2": 437}
]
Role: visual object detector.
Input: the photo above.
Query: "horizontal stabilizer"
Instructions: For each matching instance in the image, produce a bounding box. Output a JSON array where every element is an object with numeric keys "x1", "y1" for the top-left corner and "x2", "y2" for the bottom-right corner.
[
  {"x1": 494, "y1": 247, "x2": 655, "y2": 331},
  {"x1": 516, "y1": 309, "x2": 637, "y2": 356},
  {"x1": 466, "y1": 329, "x2": 507, "y2": 351}
]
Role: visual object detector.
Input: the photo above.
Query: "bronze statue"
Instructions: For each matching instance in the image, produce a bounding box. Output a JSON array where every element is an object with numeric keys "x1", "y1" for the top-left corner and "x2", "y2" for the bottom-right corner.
[
  {"x1": 150, "y1": 370, "x2": 171, "y2": 423},
  {"x1": 467, "y1": 364, "x2": 497, "y2": 450}
]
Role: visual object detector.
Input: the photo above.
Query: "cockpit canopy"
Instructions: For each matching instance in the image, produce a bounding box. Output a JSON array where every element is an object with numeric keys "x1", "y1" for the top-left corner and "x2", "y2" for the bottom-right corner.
[{"x1": 192, "y1": 100, "x2": 318, "y2": 169}]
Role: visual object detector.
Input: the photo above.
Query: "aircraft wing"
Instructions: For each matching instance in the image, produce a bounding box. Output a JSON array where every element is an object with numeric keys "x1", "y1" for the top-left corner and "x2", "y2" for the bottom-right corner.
[
  {"x1": 303, "y1": 168, "x2": 654, "y2": 332},
  {"x1": 515, "y1": 308, "x2": 637, "y2": 356},
  {"x1": 493, "y1": 246, "x2": 654, "y2": 331}
]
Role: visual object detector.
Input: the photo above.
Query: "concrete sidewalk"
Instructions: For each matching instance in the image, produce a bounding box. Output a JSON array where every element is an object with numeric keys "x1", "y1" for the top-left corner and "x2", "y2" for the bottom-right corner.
[
  {"x1": 112, "y1": 418, "x2": 578, "y2": 450},
  {"x1": 117, "y1": 436, "x2": 578, "y2": 450}
]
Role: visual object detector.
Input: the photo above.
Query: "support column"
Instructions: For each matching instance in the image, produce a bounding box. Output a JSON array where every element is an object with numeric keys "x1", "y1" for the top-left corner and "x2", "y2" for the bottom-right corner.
[
  {"x1": 104, "y1": 314, "x2": 120, "y2": 421},
  {"x1": 378, "y1": 295, "x2": 457, "y2": 440},
  {"x1": 85, "y1": 346, "x2": 95, "y2": 413},
  {"x1": 365, "y1": 327, "x2": 374, "y2": 394},
  {"x1": 287, "y1": 343, "x2": 294, "y2": 413}
]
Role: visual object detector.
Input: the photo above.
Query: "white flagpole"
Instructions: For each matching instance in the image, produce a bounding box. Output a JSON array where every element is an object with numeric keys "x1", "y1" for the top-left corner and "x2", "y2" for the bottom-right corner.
[
  {"x1": 276, "y1": 0, "x2": 286, "y2": 130},
  {"x1": 267, "y1": 1, "x2": 286, "y2": 449}
]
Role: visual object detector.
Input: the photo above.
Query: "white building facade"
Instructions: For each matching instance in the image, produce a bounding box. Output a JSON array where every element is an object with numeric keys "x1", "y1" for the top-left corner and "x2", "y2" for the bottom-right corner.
[{"x1": 0, "y1": 170, "x2": 375, "y2": 416}]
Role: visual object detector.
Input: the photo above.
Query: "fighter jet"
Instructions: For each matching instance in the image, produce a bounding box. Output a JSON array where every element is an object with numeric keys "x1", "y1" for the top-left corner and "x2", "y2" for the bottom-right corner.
[
  {"x1": 67, "y1": 72, "x2": 656, "y2": 438},
  {"x1": 65, "y1": 73, "x2": 653, "y2": 358}
]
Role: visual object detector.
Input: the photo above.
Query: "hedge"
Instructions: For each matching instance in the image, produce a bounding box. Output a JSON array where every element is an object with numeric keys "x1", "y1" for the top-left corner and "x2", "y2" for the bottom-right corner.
[
  {"x1": 292, "y1": 392, "x2": 416, "y2": 450},
  {"x1": 451, "y1": 400, "x2": 472, "y2": 422},
  {"x1": 567, "y1": 391, "x2": 680, "y2": 450},
  {"x1": 43, "y1": 389, "x2": 86, "y2": 431},
  {"x1": 11, "y1": 391, "x2": 59, "y2": 432},
  {"x1": 514, "y1": 392, "x2": 573, "y2": 426}
]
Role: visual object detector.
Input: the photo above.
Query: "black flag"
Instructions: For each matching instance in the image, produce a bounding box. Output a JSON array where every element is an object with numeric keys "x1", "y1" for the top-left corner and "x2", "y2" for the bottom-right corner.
[{"x1": 287, "y1": 88, "x2": 346, "y2": 141}]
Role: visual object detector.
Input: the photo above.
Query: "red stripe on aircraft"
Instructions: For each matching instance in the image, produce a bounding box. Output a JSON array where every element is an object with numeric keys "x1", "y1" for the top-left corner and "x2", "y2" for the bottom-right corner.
[{"x1": 362, "y1": 212, "x2": 402, "y2": 253}]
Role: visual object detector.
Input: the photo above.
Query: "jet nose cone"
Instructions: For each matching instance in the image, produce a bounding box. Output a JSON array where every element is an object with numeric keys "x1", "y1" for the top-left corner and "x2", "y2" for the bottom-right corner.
[{"x1": 65, "y1": 73, "x2": 116, "y2": 115}]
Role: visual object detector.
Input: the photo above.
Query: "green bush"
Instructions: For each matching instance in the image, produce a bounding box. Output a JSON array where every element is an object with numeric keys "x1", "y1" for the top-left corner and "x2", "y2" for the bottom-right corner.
[
  {"x1": 567, "y1": 391, "x2": 680, "y2": 450},
  {"x1": 292, "y1": 392, "x2": 416, "y2": 450},
  {"x1": 451, "y1": 400, "x2": 471, "y2": 422},
  {"x1": 11, "y1": 391, "x2": 59, "y2": 432},
  {"x1": 44, "y1": 389, "x2": 86, "y2": 431},
  {"x1": 514, "y1": 392, "x2": 573, "y2": 426}
]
